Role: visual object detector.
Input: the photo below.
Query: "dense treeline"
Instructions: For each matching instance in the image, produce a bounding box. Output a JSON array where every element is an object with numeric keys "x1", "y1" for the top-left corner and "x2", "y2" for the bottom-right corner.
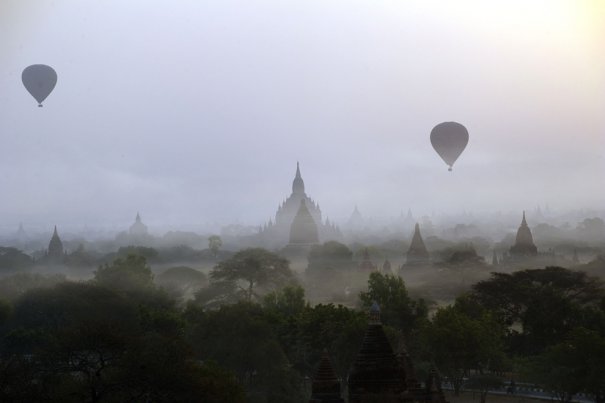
[{"x1": 0, "y1": 248, "x2": 604, "y2": 402}]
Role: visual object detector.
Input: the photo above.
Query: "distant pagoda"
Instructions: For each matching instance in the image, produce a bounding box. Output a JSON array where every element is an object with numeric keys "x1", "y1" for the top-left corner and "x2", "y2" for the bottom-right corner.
[
  {"x1": 509, "y1": 212, "x2": 537, "y2": 257},
  {"x1": 405, "y1": 223, "x2": 430, "y2": 265},
  {"x1": 359, "y1": 248, "x2": 377, "y2": 272},
  {"x1": 347, "y1": 205, "x2": 364, "y2": 231},
  {"x1": 260, "y1": 162, "x2": 341, "y2": 248},
  {"x1": 129, "y1": 212, "x2": 149, "y2": 236},
  {"x1": 47, "y1": 226, "x2": 64, "y2": 261}
]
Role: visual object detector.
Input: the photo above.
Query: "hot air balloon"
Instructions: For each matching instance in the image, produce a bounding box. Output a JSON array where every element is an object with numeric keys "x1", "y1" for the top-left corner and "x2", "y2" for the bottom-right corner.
[
  {"x1": 22, "y1": 64, "x2": 57, "y2": 107},
  {"x1": 430, "y1": 122, "x2": 469, "y2": 171}
]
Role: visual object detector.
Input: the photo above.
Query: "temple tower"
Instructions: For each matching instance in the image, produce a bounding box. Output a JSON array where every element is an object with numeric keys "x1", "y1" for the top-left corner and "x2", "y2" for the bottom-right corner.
[
  {"x1": 348, "y1": 303, "x2": 407, "y2": 403},
  {"x1": 309, "y1": 350, "x2": 345, "y2": 403},
  {"x1": 290, "y1": 199, "x2": 320, "y2": 245},
  {"x1": 47, "y1": 226, "x2": 64, "y2": 260},
  {"x1": 509, "y1": 212, "x2": 537, "y2": 257},
  {"x1": 129, "y1": 212, "x2": 149, "y2": 236},
  {"x1": 406, "y1": 223, "x2": 430, "y2": 265},
  {"x1": 293, "y1": 161, "x2": 305, "y2": 195},
  {"x1": 359, "y1": 248, "x2": 377, "y2": 272}
]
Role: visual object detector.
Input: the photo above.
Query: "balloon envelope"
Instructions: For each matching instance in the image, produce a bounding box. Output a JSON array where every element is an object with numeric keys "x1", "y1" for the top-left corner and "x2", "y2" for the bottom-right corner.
[
  {"x1": 430, "y1": 122, "x2": 469, "y2": 171},
  {"x1": 22, "y1": 64, "x2": 57, "y2": 107}
]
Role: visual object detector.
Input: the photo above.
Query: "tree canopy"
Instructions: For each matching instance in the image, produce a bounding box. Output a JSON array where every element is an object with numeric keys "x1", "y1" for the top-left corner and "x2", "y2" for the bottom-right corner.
[{"x1": 210, "y1": 248, "x2": 295, "y2": 302}]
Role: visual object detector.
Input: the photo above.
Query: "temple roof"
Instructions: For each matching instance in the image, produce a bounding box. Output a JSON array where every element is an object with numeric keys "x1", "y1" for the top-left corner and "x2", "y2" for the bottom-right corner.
[
  {"x1": 48, "y1": 225, "x2": 64, "y2": 258},
  {"x1": 407, "y1": 223, "x2": 429, "y2": 263},
  {"x1": 309, "y1": 350, "x2": 344, "y2": 403},
  {"x1": 293, "y1": 162, "x2": 305, "y2": 195},
  {"x1": 348, "y1": 303, "x2": 405, "y2": 393},
  {"x1": 510, "y1": 211, "x2": 537, "y2": 256},
  {"x1": 129, "y1": 212, "x2": 149, "y2": 236},
  {"x1": 289, "y1": 199, "x2": 319, "y2": 244}
]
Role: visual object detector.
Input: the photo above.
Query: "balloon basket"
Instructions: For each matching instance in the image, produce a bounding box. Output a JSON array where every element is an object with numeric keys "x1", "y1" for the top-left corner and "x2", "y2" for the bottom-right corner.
[
  {"x1": 448, "y1": 167, "x2": 452, "y2": 172},
  {"x1": 38, "y1": 104, "x2": 43, "y2": 107}
]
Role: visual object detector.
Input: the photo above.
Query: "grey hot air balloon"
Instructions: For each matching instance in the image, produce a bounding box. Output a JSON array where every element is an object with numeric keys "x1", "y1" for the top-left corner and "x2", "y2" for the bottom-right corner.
[
  {"x1": 430, "y1": 122, "x2": 469, "y2": 171},
  {"x1": 22, "y1": 64, "x2": 57, "y2": 107}
]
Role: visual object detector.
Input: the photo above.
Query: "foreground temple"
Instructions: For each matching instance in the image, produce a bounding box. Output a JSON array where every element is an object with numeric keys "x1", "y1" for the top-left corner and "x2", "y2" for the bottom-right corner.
[
  {"x1": 309, "y1": 350, "x2": 345, "y2": 403},
  {"x1": 311, "y1": 303, "x2": 448, "y2": 403}
]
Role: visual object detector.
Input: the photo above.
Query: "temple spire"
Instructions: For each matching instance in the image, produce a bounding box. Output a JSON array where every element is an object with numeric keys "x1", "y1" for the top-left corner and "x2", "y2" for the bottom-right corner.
[
  {"x1": 292, "y1": 162, "x2": 305, "y2": 194},
  {"x1": 48, "y1": 225, "x2": 64, "y2": 260},
  {"x1": 406, "y1": 223, "x2": 429, "y2": 265},
  {"x1": 510, "y1": 211, "x2": 537, "y2": 257},
  {"x1": 309, "y1": 349, "x2": 344, "y2": 403}
]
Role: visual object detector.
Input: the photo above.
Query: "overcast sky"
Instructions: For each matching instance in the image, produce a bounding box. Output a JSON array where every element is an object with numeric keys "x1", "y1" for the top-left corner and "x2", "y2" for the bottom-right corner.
[{"x1": 1, "y1": 0, "x2": 604, "y2": 232}]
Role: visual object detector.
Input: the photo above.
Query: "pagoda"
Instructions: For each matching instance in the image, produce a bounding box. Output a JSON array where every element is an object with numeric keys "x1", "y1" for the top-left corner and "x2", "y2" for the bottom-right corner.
[
  {"x1": 309, "y1": 350, "x2": 345, "y2": 403},
  {"x1": 509, "y1": 212, "x2": 537, "y2": 257},
  {"x1": 405, "y1": 223, "x2": 430, "y2": 265}
]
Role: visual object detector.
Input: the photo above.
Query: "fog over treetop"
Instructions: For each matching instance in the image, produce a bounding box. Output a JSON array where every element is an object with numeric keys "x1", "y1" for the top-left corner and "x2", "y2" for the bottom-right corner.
[{"x1": 1, "y1": 0, "x2": 604, "y2": 230}]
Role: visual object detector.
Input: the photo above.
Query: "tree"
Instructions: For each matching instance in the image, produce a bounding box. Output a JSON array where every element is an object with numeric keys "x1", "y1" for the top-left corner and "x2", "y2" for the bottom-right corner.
[
  {"x1": 293, "y1": 303, "x2": 368, "y2": 380},
  {"x1": 307, "y1": 241, "x2": 353, "y2": 274},
  {"x1": 0, "y1": 272, "x2": 66, "y2": 302},
  {"x1": 2, "y1": 282, "x2": 141, "y2": 402},
  {"x1": 522, "y1": 327, "x2": 605, "y2": 403},
  {"x1": 359, "y1": 272, "x2": 428, "y2": 337},
  {"x1": 305, "y1": 241, "x2": 354, "y2": 299},
  {"x1": 210, "y1": 248, "x2": 295, "y2": 302},
  {"x1": 208, "y1": 235, "x2": 223, "y2": 258},
  {"x1": 94, "y1": 254, "x2": 155, "y2": 293},
  {"x1": 156, "y1": 266, "x2": 207, "y2": 302},
  {"x1": 1, "y1": 281, "x2": 245, "y2": 402},
  {"x1": 576, "y1": 217, "x2": 605, "y2": 243},
  {"x1": 0, "y1": 247, "x2": 33, "y2": 273},
  {"x1": 115, "y1": 245, "x2": 159, "y2": 261},
  {"x1": 423, "y1": 303, "x2": 506, "y2": 396},
  {"x1": 469, "y1": 267, "x2": 605, "y2": 354},
  {"x1": 263, "y1": 285, "x2": 306, "y2": 318},
  {"x1": 185, "y1": 302, "x2": 304, "y2": 403},
  {"x1": 0, "y1": 299, "x2": 10, "y2": 326},
  {"x1": 465, "y1": 374, "x2": 504, "y2": 403}
]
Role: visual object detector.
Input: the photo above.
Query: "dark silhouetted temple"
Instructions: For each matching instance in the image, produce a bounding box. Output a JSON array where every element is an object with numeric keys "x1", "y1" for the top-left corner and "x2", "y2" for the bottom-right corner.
[
  {"x1": 47, "y1": 225, "x2": 64, "y2": 261},
  {"x1": 290, "y1": 199, "x2": 320, "y2": 245},
  {"x1": 310, "y1": 303, "x2": 449, "y2": 403},
  {"x1": 509, "y1": 211, "x2": 537, "y2": 257},
  {"x1": 309, "y1": 350, "x2": 345, "y2": 403},
  {"x1": 405, "y1": 223, "x2": 430, "y2": 265},
  {"x1": 358, "y1": 248, "x2": 377, "y2": 272},
  {"x1": 259, "y1": 163, "x2": 341, "y2": 248}
]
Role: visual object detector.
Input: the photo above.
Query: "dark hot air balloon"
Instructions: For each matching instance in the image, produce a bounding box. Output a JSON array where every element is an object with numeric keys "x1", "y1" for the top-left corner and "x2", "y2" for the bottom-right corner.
[
  {"x1": 22, "y1": 64, "x2": 57, "y2": 107},
  {"x1": 430, "y1": 122, "x2": 469, "y2": 171}
]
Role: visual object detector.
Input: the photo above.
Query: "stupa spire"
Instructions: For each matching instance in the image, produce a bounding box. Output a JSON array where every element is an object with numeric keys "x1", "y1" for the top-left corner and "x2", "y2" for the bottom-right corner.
[
  {"x1": 292, "y1": 161, "x2": 305, "y2": 194},
  {"x1": 510, "y1": 211, "x2": 538, "y2": 257},
  {"x1": 309, "y1": 349, "x2": 344, "y2": 403},
  {"x1": 406, "y1": 223, "x2": 429, "y2": 265}
]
